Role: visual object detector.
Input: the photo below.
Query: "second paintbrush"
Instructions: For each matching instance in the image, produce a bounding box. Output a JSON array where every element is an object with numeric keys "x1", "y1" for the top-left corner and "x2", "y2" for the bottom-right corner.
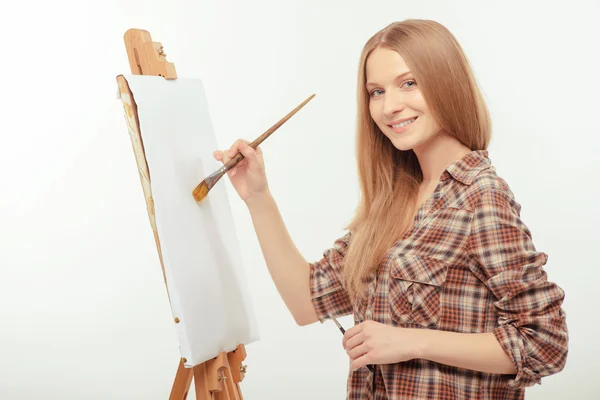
[
  {"x1": 192, "y1": 93, "x2": 316, "y2": 202},
  {"x1": 330, "y1": 314, "x2": 376, "y2": 374}
]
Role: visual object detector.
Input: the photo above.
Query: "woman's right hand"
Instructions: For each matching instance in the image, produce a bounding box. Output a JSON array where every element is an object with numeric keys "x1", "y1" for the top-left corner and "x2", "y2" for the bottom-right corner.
[{"x1": 213, "y1": 139, "x2": 269, "y2": 203}]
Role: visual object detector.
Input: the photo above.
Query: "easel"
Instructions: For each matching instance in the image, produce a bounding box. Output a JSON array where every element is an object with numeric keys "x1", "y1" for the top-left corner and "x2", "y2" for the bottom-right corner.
[{"x1": 116, "y1": 28, "x2": 247, "y2": 400}]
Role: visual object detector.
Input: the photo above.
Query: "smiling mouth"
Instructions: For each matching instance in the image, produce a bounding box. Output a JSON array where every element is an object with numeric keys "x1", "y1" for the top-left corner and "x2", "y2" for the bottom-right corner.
[{"x1": 389, "y1": 117, "x2": 418, "y2": 128}]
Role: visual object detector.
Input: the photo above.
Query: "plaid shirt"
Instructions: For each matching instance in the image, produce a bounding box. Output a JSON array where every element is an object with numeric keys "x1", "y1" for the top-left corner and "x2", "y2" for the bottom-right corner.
[{"x1": 309, "y1": 150, "x2": 568, "y2": 400}]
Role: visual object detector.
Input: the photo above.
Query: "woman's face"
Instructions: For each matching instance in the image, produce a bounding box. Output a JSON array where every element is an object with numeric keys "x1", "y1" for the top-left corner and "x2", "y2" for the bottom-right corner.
[{"x1": 366, "y1": 47, "x2": 441, "y2": 152}]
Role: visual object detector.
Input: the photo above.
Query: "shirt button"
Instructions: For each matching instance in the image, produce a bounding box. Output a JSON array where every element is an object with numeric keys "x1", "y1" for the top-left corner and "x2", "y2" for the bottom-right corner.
[{"x1": 365, "y1": 309, "x2": 373, "y2": 320}]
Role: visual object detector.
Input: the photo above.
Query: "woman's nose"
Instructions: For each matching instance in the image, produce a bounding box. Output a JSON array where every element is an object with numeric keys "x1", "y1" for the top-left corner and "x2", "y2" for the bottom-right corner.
[{"x1": 383, "y1": 92, "x2": 405, "y2": 117}]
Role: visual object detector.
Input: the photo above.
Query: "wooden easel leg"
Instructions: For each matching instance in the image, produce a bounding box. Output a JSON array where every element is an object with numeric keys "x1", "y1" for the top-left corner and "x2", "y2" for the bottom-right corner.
[
  {"x1": 169, "y1": 347, "x2": 246, "y2": 400},
  {"x1": 170, "y1": 359, "x2": 193, "y2": 400},
  {"x1": 221, "y1": 365, "x2": 239, "y2": 400},
  {"x1": 227, "y1": 345, "x2": 247, "y2": 399},
  {"x1": 193, "y1": 363, "x2": 212, "y2": 400},
  {"x1": 213, "y1": 379, "x2": 230, "y2": 400},
  {"x1": 194, "y1": 352, "x2": 228, "y2": 400}
]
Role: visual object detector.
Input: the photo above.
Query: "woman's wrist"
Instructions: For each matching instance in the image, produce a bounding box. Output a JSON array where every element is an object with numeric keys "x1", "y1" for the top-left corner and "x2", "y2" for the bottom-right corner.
[
  {"x1": 404, "y1": 328, "x2": 430, "y2": 360},
  {"x1": 245, "y1": 189, "x2": 274, "y2": 213}
]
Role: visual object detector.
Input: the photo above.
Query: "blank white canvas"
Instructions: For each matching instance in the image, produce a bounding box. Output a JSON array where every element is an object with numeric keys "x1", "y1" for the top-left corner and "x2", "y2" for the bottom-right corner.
[{"x1": 119, "y1": 74, "x2": 260, "y2": 367}]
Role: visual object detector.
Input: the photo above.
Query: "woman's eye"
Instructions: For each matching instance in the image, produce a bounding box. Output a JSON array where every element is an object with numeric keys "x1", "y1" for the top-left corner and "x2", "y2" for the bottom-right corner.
[
  {"x1": 370, "y1": 89, "x2": 384, "y2": 97},
  {"x1": 403, "y1": 80, "x2": 417, "y2": 88}
]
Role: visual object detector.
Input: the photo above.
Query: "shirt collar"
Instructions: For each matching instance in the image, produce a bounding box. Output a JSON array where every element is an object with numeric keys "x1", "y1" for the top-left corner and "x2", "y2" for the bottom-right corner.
[{"x1": 440, "y1": 150, "x2": 491, "y2": 185}]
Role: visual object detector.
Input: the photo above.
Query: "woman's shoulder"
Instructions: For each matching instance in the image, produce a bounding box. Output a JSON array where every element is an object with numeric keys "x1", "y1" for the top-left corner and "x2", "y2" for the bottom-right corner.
[
  {"x1": 470, "y1": 165, "x2": 512, "y2": 195},
  {"x1": 458, "y1": 152, "x2": 520, "y2": 212}
]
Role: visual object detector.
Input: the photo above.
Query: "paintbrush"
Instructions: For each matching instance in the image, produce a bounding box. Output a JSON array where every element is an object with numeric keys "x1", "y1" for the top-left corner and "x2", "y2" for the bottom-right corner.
[
  {"x1": 329, "y1": 314, "x2": 375, "y2": 374},
  {"x1": 192, "y1": 94, "x2": 316, "y2": 202}
]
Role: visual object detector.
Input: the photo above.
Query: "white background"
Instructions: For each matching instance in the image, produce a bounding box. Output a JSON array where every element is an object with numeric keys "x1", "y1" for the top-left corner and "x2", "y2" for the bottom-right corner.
[{"x1": 1, "y1": 0, "x2": 599, "y2": 399}]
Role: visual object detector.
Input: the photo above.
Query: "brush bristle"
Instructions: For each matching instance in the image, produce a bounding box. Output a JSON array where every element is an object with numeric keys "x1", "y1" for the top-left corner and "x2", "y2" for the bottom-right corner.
[{"x1": 193, "y1": 181, "x2": 209, "y2": 202}]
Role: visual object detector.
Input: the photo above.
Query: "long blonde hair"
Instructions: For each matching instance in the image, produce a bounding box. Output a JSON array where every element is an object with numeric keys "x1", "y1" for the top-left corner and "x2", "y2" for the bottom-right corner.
[{"x1": 342, "y1": 19, "x2": 491, "y2": 301}]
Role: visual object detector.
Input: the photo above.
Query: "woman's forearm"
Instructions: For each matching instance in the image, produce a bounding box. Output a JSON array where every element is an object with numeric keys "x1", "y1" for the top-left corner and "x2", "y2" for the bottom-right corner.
[
  {"x1": 245, "y1": 191, "x2": 318, "y2": 325},
  {"x1": 416, "y1": 330, "x2": 516, "y2": 375}
]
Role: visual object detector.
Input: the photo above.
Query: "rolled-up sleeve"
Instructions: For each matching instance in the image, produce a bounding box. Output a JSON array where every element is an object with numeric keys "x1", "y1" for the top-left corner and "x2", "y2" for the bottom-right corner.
[
  {"x1": 309, "y1": 232, "x2": 353, "y2": 322},
  {"x1": 467, "y1": 189, "x2": 568, "y2": 388}
]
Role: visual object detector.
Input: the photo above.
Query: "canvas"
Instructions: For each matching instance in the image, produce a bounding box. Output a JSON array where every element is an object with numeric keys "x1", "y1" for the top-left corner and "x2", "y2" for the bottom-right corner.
[{"x1": 117, "y1": 74, "x2": 260, "y2": 367}]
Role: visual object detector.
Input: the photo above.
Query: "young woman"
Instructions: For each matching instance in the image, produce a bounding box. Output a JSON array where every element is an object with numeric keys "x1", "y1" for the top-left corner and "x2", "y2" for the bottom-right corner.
[{"x1": 213, "y1": 19, "x2": 568, "y2": 400}]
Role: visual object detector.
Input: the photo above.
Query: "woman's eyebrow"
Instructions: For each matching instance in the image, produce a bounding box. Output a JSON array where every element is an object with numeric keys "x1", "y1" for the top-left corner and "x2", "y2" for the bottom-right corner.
[{"x1": 366, "y1": 71, "x2": 413, "y2": 88}]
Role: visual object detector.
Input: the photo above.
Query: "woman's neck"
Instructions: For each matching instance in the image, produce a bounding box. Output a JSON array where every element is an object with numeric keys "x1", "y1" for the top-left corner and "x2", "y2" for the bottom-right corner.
[{"x1": 414, "y1": 132, "x2": 472, "y2": 182}]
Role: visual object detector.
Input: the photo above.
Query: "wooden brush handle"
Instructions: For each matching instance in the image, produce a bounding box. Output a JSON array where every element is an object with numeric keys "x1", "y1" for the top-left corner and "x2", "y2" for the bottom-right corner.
[
  {"x1": 222, "y1": 94, "x2": 315, "y2": 171},
  {"x1": 223, "y1": 152, "x2": 246, "y2": 171}
]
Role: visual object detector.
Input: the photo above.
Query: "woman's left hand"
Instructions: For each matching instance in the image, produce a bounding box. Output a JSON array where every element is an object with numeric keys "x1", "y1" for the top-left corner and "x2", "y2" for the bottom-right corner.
[{"x1": 342, "y1": 320, "x2": 422, "y2": 371}]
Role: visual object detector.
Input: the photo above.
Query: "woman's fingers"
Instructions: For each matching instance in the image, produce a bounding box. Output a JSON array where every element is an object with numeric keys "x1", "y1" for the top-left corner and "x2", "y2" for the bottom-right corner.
[
  {"x1": 214, "y1": 150, "x2": 236, "y2": 175},
  {"x1": 238, "y1": 141, "x2": 261, "y2": 171},
  {"x1": 345, "y1": 331, "x2": 365, "y2": 353},
  {"x1": 342, "y1": 323, "x2": 364, "y2": 350},
  {"x1": 347, "y1": 342, "x2": 369, "y2": 361},
  {"x1": 215, "y1": 139, "x2": 259, "y2": 178},
  {"x1": 217, "y1": 146, "x2": 236, "y2": 176},
  {"x1": 229, "y1": 139, "x2": 257, "y2": 176},
  {"x1": 350, "y1": 351, "x2": 373, "y2": 372},
  {"x1": 229, "y1": 139, "x2": 247, "y2": 157}
]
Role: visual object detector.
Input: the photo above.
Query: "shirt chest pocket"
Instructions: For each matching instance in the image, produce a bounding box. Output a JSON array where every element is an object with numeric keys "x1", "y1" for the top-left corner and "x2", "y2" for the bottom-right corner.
[{"x1": 388, "y1": 255, "x2": 449, "y2": 328}]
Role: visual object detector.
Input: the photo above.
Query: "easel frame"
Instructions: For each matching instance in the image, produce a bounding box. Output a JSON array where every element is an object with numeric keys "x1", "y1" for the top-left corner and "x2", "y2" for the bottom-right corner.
[{"x1": 116, "y1": 28, "x2": 247, "y2": 400}]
